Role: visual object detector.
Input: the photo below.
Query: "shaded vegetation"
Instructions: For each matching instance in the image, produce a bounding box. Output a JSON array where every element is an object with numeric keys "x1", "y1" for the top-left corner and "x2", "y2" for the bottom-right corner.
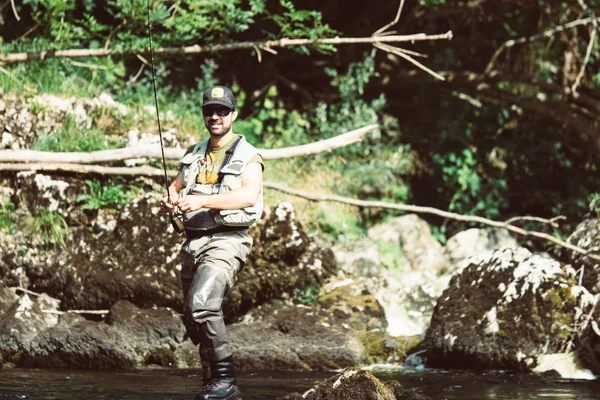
[{"x1": 1, "y1": 0, "x2": 600, "y2": 248}]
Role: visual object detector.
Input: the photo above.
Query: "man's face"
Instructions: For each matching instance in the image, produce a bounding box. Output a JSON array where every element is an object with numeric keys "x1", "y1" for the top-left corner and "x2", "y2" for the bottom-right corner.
[{"x1": 202, "y1": 105, "x2": 237, "y2": 137}]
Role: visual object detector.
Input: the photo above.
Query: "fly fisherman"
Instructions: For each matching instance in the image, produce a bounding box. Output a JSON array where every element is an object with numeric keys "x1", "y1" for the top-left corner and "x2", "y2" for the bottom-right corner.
[{"x1": 161, "y1": 85, "x2": 264, "y2": 400}]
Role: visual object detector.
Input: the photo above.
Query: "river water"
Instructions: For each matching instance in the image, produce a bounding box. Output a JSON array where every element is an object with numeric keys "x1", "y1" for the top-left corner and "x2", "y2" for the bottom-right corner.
[{"x1": 0, "y1": 367, "x2": 599, "y2": 399}]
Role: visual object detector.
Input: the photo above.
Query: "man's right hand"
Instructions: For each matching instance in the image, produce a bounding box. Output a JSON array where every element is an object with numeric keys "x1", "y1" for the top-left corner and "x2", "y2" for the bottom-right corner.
[{"x1": 160, "y1": 194, "x2": 178, "y2": 214}]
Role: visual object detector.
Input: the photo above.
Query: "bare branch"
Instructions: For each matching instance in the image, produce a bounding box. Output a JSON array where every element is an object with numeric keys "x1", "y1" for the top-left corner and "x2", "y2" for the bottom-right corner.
[
  {"x1": 0, "y1": 33, "x2": 453, "y2": 64},
  {"x1": 485, "y1": 16, "x2": 600, "y2": 74},
  {"x1": 504, "y1": 215, "x2": 566, "y2": 228},
  {"x1": 375, "y1": 42, "x2": 446, "y2": 81},
  {"x1": 41, "y1": 309, "x2": 110, "y2": 315},
  {"x1": 373, "y1": 0, "x2": 406, "y2": 37},
  {"x1": 0, "y1": 124, "x2": 379, "y2": 164},
  {"x1": 10, "y1": 286, "x2": 60, "y2": 302},
  {"x1": 264, "y1": 182, "x2": 600, "y2": 262},
  {"x1": 10, "y1": 0, "x2": 19, "y2": 21},
  {"x1": 572, "y1": 0, "x2": 598, "y2": 97}
]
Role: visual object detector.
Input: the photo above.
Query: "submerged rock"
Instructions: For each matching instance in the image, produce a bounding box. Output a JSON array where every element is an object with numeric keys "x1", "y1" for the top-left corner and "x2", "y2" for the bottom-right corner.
[{"x1": 281, "y1": 367, "x2": 431, "y2": 400}]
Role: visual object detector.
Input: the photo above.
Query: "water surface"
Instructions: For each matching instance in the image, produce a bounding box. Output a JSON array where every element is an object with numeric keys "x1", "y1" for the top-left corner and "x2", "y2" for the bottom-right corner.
[{"x1": 1, "y1": 367, "x2": 599, "y2": 399}]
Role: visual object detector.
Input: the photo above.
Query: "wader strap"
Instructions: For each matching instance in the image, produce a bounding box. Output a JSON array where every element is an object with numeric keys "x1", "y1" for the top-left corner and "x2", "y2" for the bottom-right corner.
[{"x1": 217, "y1": 136, "x2": 243, "y2": 184}]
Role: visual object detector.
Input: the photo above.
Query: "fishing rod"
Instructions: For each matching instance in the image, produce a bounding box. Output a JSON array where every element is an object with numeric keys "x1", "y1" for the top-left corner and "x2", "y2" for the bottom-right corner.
[{"x1": 146, "y1": 0, "x2": 184, "y2": 233}]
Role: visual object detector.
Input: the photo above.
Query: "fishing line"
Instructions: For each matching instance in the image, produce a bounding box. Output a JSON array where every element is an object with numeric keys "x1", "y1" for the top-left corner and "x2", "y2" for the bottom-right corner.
[{"x1": 146, "y1": 0, "x2": 171, "y2": 201}]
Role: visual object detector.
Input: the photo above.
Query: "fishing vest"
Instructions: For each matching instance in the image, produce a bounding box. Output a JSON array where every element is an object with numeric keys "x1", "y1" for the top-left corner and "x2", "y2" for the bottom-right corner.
[{"x1": 178, "y1": 135, "x2": 264, "y2": 231}]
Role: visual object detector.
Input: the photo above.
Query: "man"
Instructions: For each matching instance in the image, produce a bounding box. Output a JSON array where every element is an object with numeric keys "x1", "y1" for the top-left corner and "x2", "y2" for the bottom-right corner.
[{"x1": 161, "y1": 85, "x2": 263, "y2": 400}]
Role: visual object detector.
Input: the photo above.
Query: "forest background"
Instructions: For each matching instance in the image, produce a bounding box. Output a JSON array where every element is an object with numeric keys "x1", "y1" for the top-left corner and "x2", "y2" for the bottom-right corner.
[{"x1": 1, "y1": 0, "x2": 599, "y2": 256}]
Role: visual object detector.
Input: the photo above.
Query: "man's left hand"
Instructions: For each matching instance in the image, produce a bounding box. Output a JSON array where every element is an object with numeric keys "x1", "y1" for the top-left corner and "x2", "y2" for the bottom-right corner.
[{"x1": 176, "y1": 195, "x2": 205, "y2": 213}]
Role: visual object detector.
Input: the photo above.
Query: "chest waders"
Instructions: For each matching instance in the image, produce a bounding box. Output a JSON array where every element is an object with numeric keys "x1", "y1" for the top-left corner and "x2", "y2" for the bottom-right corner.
[{"x1": 178, "y1": 136, "x2": 262, "y2": 400}]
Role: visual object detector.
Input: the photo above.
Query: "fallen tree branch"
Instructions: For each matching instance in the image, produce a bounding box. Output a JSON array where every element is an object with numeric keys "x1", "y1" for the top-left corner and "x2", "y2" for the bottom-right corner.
[
  {"x1": 0, "y1": 33, "x2": 453, "y2": 64},
  {"x1": 41, "y1": 309, "x2": 110, "y2": 315},
  {"x1": 263, "y1": 182, "x2": 600, "y2": 262},
  {"x1": 0, "y1": 124, "x2": 378, "y2": 164},
  {"x1": 0, "y1": 162, "x2": 168, "y2": 176}
]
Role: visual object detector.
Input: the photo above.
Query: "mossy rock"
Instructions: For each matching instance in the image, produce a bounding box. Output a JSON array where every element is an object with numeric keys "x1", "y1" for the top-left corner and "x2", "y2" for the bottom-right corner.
[{"x1": 356, "y1": 330, "x2": 421, "y2": 364}]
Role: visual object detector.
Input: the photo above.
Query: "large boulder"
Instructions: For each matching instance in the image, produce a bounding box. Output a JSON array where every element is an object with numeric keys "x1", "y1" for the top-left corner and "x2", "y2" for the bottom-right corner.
[
  {"x1": 229, "y1": 305, "x2": 365, "y2": 371},
  {"x1": 577, "y1": 301, "x2": 600, "y2": 376},
  {"x1": 444, "y1": 227, "x2": 519, "y2": 266},
  {"x1": 422, "y1": 247, "x2": 590, "y2": 371},
  {"x1": 224, "y1": 202, "x2": 337, "y2": 320},
  {"x1": 17, "y1": 301, "x2": 188, "y2": 370},
  {"x1": 368, "y1": 214, "x2": 450, "y2": 275},
  {"x1": 282, "y1": 368, "x2": 431, "y2": 400},
  {"x1": 1, "y1": 182, "x2": 336, "y2": 319}
]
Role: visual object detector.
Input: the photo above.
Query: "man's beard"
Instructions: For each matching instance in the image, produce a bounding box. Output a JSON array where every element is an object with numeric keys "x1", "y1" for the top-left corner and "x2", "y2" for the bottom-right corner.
[{"x1": 206, "y1": 120, "x2": 231, "y2": 137}]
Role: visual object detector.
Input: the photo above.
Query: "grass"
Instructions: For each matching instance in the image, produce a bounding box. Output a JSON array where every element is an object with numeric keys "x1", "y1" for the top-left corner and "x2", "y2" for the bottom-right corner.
[{"x1": 33, "y1": 207, "x2": 71, "y2": 249}]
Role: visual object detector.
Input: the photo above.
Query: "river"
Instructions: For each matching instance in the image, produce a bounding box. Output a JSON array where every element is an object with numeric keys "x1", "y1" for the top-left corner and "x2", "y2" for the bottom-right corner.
[{"x1": 0, "y1": 367, "x2": 599, "y2": 399}]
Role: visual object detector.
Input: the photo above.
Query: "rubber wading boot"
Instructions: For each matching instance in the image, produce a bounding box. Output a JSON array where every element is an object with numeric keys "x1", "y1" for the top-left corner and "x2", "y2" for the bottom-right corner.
[
  {"x1": 201, "y1": 359, "x2": 211, "y2": 388},
  {"x1": 195, "y1": 356, "x2": 242, "y2": 400}
]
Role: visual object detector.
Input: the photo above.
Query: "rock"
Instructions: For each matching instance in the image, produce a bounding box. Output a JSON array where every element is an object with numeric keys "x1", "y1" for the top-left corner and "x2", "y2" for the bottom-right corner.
[
  {"x1": 19, "y1": 313, "x2": 137, "y2": 370},
  {"x1": 317, "y1": 279, "x2": 419, "y2": 364},
  {"x1": 230, "y1": 305, "x2": 365, "y2": 371},
  {"x1": 444, "y1": 227, "x2": 519, "y2": 266},
  {"x1": 333, "y1": 232, "x2": 449, "y2": 337},
  {"x1": 0, "y1": 294, "x2": 54, "y2": 365},
  {"x1": 1, "y1": 196, "x2": 337, "y2": 321},
  {"x1": 577, "y1": 299, "x2": 600, "y2": 376},
  {"x1": 0, "y1": 281, "x2": 18, "y2": 316},
  {"x1": 422, "y1": 247, "x2": 588, "y2": 371},
  {"x1": 566, "y1": 217, "x2": 600, "y2": 293},
  {"x1": 224, "y1": 203, "x2": 338, "y2": 320},
  {"x1": 368, "y1": 214, "x2": 450, "y2": 275},
  {"x1": 281, "y1": 368, "x2": 431, "y2": 400},
  {"x1": 317, "y1": 280, "x2": 387, "y2": 332},
  {"x1": 104, "y1": 301, "x2": 187, "y2": 367},
  {"x1": 18, "y1": 301, "x2": 188, "y2": 370}
]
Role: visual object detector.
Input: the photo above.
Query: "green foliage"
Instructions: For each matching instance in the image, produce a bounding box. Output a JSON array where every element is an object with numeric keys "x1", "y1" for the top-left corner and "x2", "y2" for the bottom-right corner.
[
  {"x1": 433, "y1": 148, "x2": 508, "y2": 219},
  {"x1": 270, "y1": 0, "x2": 338, "y2": 54},
  {"x1": 9, "y1": 1, "x2": 335, "y2": 52},
  {"x1": 0, "y1": 199, "x2": 16, "y2": 234},
  {"x1": 33, "y1": 207, "x2": 70, "y2": 249},
  {"x1": 293, "y1": 282, "x2": 321, "y2": 305},
  {"x1": 590, "y1": 193, "x2": 600, "y2": 217},
  {"x1": 76, "y1": 180, "x2": 136, "y2": 211}
]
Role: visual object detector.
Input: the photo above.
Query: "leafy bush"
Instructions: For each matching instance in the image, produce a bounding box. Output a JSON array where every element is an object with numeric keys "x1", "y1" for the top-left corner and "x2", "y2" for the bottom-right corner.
[
  {"x1": 77, "y1": 180, "x2": 137, "y2": 211},
  {"x1": 432, "y1": 148, "x2": 508, "y2": 219}
]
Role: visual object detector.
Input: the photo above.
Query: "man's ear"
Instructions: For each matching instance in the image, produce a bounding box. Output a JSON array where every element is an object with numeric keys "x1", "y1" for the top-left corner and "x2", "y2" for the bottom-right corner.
[{"x1": 232, "y1": 109, "x2": 238, "y2": 122}]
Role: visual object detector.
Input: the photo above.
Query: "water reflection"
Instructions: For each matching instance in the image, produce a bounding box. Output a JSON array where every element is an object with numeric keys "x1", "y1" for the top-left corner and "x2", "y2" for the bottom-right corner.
[{"x1": 0, "y1": 367, "x2": 599, "y2": 400}]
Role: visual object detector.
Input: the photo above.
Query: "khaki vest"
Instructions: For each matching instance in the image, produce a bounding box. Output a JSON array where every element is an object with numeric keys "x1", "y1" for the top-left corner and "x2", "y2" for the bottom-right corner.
[{"x1": 178, "y1": 135, "x2": 264, "y2": 230}]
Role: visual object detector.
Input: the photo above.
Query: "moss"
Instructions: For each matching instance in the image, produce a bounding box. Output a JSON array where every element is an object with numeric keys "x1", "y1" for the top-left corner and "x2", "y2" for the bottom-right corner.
[{"x1": 356, "y1": 330, "x2": 422, "y2": 364}]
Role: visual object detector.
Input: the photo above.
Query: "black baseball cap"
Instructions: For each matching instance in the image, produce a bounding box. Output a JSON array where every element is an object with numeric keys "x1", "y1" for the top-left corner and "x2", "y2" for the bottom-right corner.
[{"x1": 202, "y1": 85, "x2": 235, "y2": 109}]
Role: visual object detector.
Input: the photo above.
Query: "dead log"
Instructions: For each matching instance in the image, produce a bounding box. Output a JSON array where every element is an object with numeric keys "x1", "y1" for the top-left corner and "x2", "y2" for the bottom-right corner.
[{"x1": 0, "y1": 124, "x2": 378, "y2": 164}]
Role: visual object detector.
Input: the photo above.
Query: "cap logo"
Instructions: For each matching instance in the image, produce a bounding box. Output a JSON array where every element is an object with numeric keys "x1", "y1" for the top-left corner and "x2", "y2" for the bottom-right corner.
[{"x1": 211, "y1": 87, "x2": 225, "y2": 99}]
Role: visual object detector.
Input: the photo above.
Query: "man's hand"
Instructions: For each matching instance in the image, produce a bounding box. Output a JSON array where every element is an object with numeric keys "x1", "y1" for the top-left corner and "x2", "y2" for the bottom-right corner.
[
  {"x1": 160, "y1": 194, "x2": 178, "y2": 214},
  {"x1": 176, "y1": 195, "x2": 205, "y2": 213}
]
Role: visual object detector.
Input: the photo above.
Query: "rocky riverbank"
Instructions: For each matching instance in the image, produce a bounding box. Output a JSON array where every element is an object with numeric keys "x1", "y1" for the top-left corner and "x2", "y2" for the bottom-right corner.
[{"x1": 2, "y1": 93, "x2": 600, "y2": 398}]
